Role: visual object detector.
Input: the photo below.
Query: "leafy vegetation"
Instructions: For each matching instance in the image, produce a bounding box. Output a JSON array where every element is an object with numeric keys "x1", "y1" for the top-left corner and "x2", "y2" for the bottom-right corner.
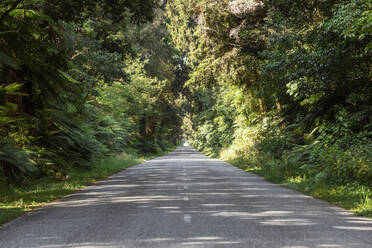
[
  {"x1": 166, "y1": 0, "x2": 372, "y2": 216},
  {"x1": 1, "y1": 0, "x2": 371, "y2": 220},
  {"x1": 0, "y1": 1, "x2": 182, "y2": 185}
]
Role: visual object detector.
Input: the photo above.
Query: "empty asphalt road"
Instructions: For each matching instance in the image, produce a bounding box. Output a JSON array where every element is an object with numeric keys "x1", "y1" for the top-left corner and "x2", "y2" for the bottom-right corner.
[{"x1": 1, "y1": 146, "x2": 372, "y2": 248}]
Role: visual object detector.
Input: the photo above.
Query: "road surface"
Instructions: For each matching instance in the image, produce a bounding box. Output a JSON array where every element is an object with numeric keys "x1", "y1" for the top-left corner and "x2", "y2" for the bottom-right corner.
[{"x1": 1, "y1": 146, "x2": 372, "y2": 248}]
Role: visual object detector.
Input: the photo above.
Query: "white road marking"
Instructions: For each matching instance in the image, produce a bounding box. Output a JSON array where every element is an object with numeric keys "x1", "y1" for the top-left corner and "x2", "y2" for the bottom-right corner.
[
  {"x1": 183, "y1": 185, "x2": 188, "y2": 189},
  {"x1": 183, "y1": 196, "x2": 189, "y2": 201},
  {"x1": 184, "y1": 214, "x2": 191, "y2": 223}
]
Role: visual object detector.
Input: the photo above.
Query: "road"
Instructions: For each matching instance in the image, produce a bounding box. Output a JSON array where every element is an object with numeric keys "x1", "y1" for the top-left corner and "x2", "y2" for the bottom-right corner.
[{"x1": 1, "y1": 146, "x2": 372, "y2": 248}]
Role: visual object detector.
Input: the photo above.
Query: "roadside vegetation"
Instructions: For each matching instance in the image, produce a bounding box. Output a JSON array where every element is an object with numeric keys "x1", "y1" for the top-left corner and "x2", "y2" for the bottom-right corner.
[
  {"x1": 220, "y1": 123, "x2": 372, "y2": 218},
  {"x1": 1, "y1": 0, "x2": 371, "y2": 223},
  {"x1": 169, "y1": 0, "x2": 372, "y2": 217},
  {"x1": 0, "y1": 151, "x2": 158, "y2": 225},
  {"x1": 0, "y1": 2, "x2": 182, "y2": 187},
  {"x1": 0, "y1": 1, "x2": 182, "y2": 224}
]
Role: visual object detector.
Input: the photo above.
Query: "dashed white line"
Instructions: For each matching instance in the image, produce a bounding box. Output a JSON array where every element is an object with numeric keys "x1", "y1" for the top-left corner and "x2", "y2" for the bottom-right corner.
[
  {"x1": 184, "y1": 214, "x2": 191, "y2": 223},
  {"x1": 183, "y1": 196, "x2": 189, "y2": 201}
]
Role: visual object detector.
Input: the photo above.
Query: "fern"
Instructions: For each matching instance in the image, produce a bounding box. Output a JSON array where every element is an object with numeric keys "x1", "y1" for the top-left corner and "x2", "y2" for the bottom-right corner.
[
  {"x1": 0, "y1": 51, "x2": 19, "y2": 69},
  {"x1": 0, "y1": 141, "x2": 39, "y2": 182}
]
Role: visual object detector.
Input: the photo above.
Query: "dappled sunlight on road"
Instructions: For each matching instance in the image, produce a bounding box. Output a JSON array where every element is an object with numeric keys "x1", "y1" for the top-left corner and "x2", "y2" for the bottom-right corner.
[{"x1": 1, "y1": 147, "x2": 372, "y2": 248}]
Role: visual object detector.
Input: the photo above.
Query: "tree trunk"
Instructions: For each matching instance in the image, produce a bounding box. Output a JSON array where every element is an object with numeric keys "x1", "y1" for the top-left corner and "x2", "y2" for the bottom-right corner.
[{"x1": 258, "y1": 97, "x2": 264, "y2": 114}]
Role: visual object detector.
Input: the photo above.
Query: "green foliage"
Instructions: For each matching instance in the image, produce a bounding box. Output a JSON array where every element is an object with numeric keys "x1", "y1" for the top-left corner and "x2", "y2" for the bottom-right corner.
[
  {"x1": 1, "y1": 0, "x2": 371, "y2": 199},
  {"x1": 0, "y1": 142, "x2": 38, "y2": 184},
  {"x1": 0, "y1": 1, "x2": 182, "y2": 184},
  {"x1": 167, "y1": 0, "x2": 372, "y2": 196}
]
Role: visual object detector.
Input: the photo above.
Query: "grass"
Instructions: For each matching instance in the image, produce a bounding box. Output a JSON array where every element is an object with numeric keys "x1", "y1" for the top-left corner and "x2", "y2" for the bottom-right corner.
[
  {"x1": 0, "y1": 152, "x2": 156, "y2": 225},
  {"x1": 227, "y1": 157, "x2": 372, "y2": 219}
]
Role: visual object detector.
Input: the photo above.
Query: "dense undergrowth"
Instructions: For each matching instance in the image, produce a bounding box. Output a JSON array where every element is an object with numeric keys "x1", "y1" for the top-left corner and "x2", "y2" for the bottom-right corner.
[
  {"x1": 1, "y1": 0, "x2": 372, "y2": 221},
  {"x1": 219, "y1": 117, "x2": 372, "y2": 217},
  {"x1": 169, "y1": 0, "x2": 372, "y2": 216},
  {"x1": 0, "y1": 1, "x2": 183, "y2": 185}
]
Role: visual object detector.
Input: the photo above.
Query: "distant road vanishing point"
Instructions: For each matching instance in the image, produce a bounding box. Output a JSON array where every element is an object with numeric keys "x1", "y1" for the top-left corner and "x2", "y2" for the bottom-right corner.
[{"x1": 1, "y1": 146, "x2": 372, "y2": 248}]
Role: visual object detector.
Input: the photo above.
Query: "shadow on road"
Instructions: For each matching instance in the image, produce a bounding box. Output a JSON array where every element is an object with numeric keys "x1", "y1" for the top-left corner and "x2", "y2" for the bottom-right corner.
[{"x1": 1, "y1": 147, "x2": 372, "y2": 247}]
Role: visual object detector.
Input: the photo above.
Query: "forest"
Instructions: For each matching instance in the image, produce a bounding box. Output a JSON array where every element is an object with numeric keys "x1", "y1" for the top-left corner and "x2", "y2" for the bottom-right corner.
[
  {"x1": 1, "y1": 0, "x2": 371, "y2": 217},
  {"x1": 0, "y1": 0, "x2": 184, "y2": 184}
]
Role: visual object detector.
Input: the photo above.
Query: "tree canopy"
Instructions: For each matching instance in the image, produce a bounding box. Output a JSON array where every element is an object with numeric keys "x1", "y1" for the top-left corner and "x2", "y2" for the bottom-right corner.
[
  {"x1": 166, "y1": 0, "x2": 372, "y2": 186},
  {"x1": 1, "y1": 0, "x2": 371, "y2": 189},
  {"x1": 0, "y1": 0, "x2": 182, "y2": 183}
]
